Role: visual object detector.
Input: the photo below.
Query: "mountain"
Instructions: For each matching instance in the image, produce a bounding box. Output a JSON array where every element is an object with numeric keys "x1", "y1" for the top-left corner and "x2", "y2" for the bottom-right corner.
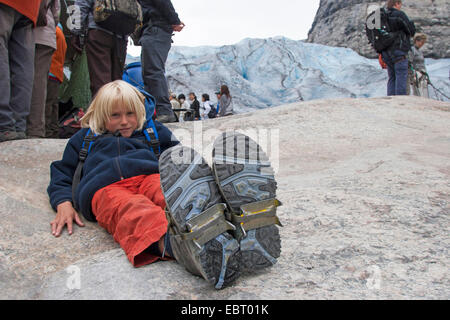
[
  {"x1": 126, "y1": 37, "x2": 449, "y2": 113},
  {"x1": 307, "y1": 0, "x2": 450, "y2": 59}
]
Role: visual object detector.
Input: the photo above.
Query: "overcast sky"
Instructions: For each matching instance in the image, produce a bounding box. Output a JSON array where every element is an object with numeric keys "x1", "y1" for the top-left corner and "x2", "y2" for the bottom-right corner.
[{"x1": 128, "y1": 0, "x2": 321, "y2": 55}]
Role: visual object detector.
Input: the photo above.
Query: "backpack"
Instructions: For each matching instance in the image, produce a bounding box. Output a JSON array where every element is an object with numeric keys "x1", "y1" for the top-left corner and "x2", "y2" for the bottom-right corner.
[
  {"x1": 93, "y1": 0, "x2": 143, "y2": 36},
  {"x1": 207, "y1": 103, "x2": 217, "y2": 119},
  {"x1": 58, "y1": 107, "x2": 85, "y2": 139},
  {"x1": 365, "y1": 8, "x2": 397, "y2": 53}
]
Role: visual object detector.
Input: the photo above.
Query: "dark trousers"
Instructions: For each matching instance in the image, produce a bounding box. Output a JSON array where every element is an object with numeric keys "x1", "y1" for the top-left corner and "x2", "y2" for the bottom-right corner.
[
  {"x1": 27, "y1": 44, "x2": 55, "y2": 137},
  {"x1": 382, "y1": 50, "x2": 409, "y2": 96},
  {"x1": 85, "y1": 29, "x2": 127, "y2": 97},
  {"x1": 0, "y1": 4, "x2": 34, "y2": 133},
  {"x1": 45, "y1": 78, "x2": 60, "y2": 138},
  {"x1": 140, "y1": 26, "x2": 174, "y2": 118}
]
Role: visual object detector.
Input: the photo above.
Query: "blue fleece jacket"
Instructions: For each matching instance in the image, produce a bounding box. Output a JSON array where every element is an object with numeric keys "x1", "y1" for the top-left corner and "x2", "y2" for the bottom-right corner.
[{"x1": 47, "y1": 122, "x2": 179, "y2": 222}]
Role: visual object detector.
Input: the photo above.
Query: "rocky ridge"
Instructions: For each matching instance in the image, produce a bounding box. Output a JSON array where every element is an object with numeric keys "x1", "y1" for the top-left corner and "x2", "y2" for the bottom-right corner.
[{"x1": 307, "y1": 0, "x2": 450, "y2": 59}]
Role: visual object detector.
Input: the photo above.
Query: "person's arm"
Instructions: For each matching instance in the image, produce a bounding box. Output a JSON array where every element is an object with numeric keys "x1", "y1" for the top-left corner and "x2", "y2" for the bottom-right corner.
[
  {"x1": 151, "y1": 0, "x2": 181, "y2": 25},
  {"x1": 47, "y1": 129, "x2": 87, "y2": 236},
  {"x1": 51, "y1": 0, "x2": 61, "y2": 26}
]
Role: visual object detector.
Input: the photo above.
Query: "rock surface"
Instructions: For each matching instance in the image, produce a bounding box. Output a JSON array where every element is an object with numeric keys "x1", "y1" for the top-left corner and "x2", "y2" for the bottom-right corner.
[
  {"x1": 0, "y1": 96, "x2": 449, "y2": 299},
  {"x1": 307, "y1": 0, "x2": 450, "y2": 59}
]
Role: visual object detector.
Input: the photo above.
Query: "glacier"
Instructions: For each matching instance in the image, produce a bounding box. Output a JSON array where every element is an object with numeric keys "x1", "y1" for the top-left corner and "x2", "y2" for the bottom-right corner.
[{"x1": 127, "y1": 37, "x2": 450, "y2": 113}]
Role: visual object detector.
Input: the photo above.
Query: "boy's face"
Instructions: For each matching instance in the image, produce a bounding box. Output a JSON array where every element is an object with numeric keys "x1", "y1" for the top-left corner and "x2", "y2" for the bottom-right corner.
[{"x1": 106, "y1": 103, "x2": 138, "y2": 138}]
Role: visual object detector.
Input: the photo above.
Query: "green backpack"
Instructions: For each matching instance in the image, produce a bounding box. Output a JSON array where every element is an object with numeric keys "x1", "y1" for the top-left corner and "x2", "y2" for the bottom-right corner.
[{"x1": 93, "y1": 0, "x2": 143, "y2": 36}]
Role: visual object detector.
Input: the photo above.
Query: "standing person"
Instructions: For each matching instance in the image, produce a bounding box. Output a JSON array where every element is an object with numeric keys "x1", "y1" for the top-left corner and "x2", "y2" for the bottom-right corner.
[
  {"x1": 215, "y1": 91, "x2": 221, "y2": 114},
  {"x1": 200, "y1": 93, "x2": 212, "y2": 120},
  {"x1": 45, "y1": 22, "x2": 67, "y2": 138},
  {"x1": 177, "y1": 93, "x2": 190, "y2": 121},
  {"x1": 70, "y1": 0, "x2": 129, "y2": 98},
  {"x1": 408, "y1": 33, "x2": 429, "y2": 98},
  {"x1": 189, "y1": 92, "x2": 201, "y2": 120},
  {"x1": 138, "y1": 0, "x2": 185, "y2": 123},
  {"x1": 169, "y1": 93, "x2": 181, "y2": 121},
  {"x1": 0, "y1": 0, "x2": 41, "y2": 142},
  {"x1": 27, "y1": 0, "x2": 60, "y2": 138},
  {"x1": 381, "y1": 0, "x2": 416, "y2": 96},
  {"x1": 218, "y1": 85, "x2": 233, "y2": 117}
]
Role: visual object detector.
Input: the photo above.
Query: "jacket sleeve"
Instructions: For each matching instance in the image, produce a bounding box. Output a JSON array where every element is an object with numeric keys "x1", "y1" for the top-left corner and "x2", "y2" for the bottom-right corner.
[
  {"x1": 47, "y1": 130, "x2": 86, "y2": 211},
  {"x1": 151, "y1": 0, "x2": 181, "y2": 25}
]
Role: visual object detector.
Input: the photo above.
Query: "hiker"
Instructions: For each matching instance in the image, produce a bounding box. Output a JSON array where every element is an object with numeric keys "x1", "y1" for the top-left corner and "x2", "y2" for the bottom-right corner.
[
  {"x1": 47, "y1": 80, "x2": 283, "y2": 290},
  {"x1": 177, "y1": 93, "x2": 190, "y2": 122},
  {"x1": 70, "y1": 0, "x2": 130, "y2": 97},
  {"x1": 45, "y1": 23, "x2": 67, "y2": 138},
  {"x1": 0, "y1": 0, "x2": 41, "y2": 142},
  {"x1": 200, "y1": 94, "x2": 212, "y2": 120},
  {"x1": 48, "y1": 80, "x2": 180, "y2": 266},
  {"x1": 189, "y1": 92, "x2": 201, "y2": 120},
  {"x1": 381, "y1": 0, "x2": 416, "y2": 96},
  {"x1": 138, "y1": 0, "x2": 185, "y2": 123},
  {"x1": 408, "y1": 33, "x2": 429, "y2": 98},
  {"x1": 169, "y1": 92, "x2": 181, "y2": 121},
  {"x1": 218, "y1": 85, "x2": 233, "y2": 117}
]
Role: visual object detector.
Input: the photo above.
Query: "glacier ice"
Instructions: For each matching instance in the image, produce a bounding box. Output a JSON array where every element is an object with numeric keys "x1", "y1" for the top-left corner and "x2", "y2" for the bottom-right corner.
[{"x1": 127, "y1": 37, "x2": 450, "y2": 113}]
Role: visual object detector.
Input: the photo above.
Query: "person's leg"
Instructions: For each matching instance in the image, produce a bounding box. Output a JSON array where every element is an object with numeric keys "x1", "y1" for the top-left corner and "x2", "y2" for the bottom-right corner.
[
  {"x1": 27, "y1": 44, "x2": 54, "y2": 137},
  {"x1": 140, "y1": 26, "x2": 175, "y2": 121},
  {"x1": 92, "y1": 175, "x2": 169, "y2": 267},
  {"x1": 382, "y1": 52, "x2": 395, "y2": 96},
  {"x1": 85, "y1": 29, "x2": 113, "y2": 97},
  {"x1": 111, "y1": 36, "x2": 127, "y2": 82},
  {"x1": 394, "y1": 58, "x2": 408, "y2": 95},
  {"x1": 138, "y1": 174, "x2": 173, "y2": 257},
  {"x1": 45, "y1": 78, "x2": 60, "y2": 137},
  {"x1": 0, "y1": 6, "x2": 34, "y2": 137}
]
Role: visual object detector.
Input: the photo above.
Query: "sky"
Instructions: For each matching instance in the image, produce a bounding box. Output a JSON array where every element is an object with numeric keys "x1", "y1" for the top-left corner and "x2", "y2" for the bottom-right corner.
[{"x1": 128, "y1": 0, "x2": 321, "y2": 56}]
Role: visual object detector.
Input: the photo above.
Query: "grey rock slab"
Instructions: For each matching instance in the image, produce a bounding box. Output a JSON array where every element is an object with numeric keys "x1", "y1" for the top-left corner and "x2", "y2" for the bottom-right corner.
[{"x1": 1, "y1": 96, "x2": 449, "y2": 299}]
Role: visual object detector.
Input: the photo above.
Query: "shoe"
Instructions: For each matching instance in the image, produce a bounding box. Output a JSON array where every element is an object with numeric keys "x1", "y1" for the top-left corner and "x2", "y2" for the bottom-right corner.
[
  {"x1": 0, "y1": 131, "x2": 18, "y2": 142},
  {"x1": 212, "y1": 132, "x2": 282, "y2": 272},
  {"x1": 159, "y1": 145, "x2": 241, "y2": 289},
  {"x1": 156, "y1": 113, "x2": 177, "y2": 123}
]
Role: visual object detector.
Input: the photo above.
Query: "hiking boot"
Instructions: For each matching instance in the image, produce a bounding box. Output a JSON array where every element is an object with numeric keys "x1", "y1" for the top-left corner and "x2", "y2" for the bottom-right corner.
[
  {"x1": 0, "y1": 131, "x2": 18, "y2": 142},
  {"x1": 15, "y1": 131, "x2": 27, "y2": 140},
  {"x1": 159, "y1": 145, "x2": 241, "y2": 289},
  {"x1": 212, "y1": 132, "x2": 282, "y2": 272},
  {"x1": 156, "y1": 113, "x2": 177, "y2": 123}
]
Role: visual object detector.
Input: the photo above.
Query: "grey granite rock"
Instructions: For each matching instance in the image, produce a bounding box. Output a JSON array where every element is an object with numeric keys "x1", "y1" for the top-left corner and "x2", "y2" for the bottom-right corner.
[
  {"x1": 307, "y1": 0, "x2": 450, "y2": 59},
  {"x1": 0, "y1": 96, "x2": 449, "y2": 299}
]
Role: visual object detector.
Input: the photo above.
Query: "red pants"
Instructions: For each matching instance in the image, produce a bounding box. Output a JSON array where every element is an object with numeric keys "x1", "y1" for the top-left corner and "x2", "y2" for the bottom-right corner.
[{"x1": 92, "y1": 174, "x2": 168, "y2": 267}]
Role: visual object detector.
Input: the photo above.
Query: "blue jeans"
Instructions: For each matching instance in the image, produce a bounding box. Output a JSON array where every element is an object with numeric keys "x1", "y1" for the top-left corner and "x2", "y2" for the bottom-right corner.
[{"x1": 382, "y1": 50, "x2": 409, "y2": 96}]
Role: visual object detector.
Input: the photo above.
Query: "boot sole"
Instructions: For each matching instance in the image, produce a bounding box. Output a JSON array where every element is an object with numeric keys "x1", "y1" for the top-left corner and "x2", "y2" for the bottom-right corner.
[
  {"x1": 159, "y1": 145, "x2": 240, "y2": 289},
  {"x1": 212, "y1": 132, "x2": 281, "y2": 271}
]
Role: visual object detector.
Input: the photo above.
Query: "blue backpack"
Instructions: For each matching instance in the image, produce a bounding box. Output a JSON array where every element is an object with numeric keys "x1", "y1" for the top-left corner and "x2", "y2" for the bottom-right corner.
[{"x1": 72, "y1": 62, "x2": 161, "y2": 205}]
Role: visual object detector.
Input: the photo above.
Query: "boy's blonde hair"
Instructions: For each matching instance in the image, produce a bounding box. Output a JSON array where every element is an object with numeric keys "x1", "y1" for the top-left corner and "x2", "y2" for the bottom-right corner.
[{"x1": 81, "y1": 80, "x2": 147, "y2": 135}]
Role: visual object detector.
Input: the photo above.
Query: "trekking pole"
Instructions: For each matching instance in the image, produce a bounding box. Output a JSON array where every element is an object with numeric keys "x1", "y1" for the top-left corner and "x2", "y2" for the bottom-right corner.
[{"x1": 426, "y1": 74, "x2": 450, "y2": 101}]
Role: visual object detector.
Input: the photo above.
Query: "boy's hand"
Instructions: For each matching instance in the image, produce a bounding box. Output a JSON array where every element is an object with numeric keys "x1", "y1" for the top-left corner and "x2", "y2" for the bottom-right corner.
[{"x1": 51, "y1": 201, "x2": 85, "y2": 237}]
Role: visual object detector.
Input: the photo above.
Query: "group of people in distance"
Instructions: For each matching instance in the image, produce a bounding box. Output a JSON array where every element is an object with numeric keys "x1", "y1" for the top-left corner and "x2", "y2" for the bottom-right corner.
[{"x1": 169, "y1": 85, "x2": 234, "y2": 122}]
